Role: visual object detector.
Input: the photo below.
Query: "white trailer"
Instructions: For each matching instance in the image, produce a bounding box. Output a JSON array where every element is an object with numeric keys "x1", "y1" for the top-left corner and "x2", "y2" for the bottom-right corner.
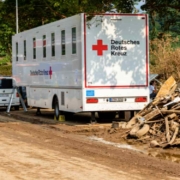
[{"x1": 12, "y1": 13, "x2": 149, "y2": 121}]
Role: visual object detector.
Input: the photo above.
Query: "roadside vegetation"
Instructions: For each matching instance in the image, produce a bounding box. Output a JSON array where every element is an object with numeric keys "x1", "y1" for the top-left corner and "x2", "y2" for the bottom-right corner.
[
  {"x1": 0, "y1": 55, "x2": 11, "y2": 76},
  {"x1": 0, "y1": 64, "x2": 11, "y2": 76},
  {"x1": 150, "y1": 35, "x2": 180, "y2": 82}
]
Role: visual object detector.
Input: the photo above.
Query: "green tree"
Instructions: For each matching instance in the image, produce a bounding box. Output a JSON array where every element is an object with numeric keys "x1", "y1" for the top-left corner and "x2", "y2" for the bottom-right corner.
[
  {"x1": 141, "y1": 0, "x2": 180, "y2": 39},
  {"x1": 0, "y1": 0, "x2": 140, "y2": 58},
  {"x1": 0, "y1": 1, "x2": 14, "y2": 56}
]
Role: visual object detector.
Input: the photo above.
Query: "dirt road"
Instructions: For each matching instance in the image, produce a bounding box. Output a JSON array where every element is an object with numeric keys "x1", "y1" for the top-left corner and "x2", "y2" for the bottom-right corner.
[{"x1": 0, "y1": 110, "x2": 180, "y2": 180}]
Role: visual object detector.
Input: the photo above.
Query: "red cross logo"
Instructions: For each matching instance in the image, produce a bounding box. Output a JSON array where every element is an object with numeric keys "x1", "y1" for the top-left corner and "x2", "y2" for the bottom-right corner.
[
  {"x1": 92, "y1": 40, "x2": 108, "y2": 56},
  {"x1": 49, "y1": 66, "x2": 52, "y2": 79}
]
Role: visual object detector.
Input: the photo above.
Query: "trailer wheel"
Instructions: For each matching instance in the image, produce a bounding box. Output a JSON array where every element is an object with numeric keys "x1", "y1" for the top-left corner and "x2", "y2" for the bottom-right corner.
[
  {"x1": 98, "y1": 112, "x2": 116, "y2": 120},
  {"x1": 54, "y1": 98, "x2": 59, "y2": 120}
]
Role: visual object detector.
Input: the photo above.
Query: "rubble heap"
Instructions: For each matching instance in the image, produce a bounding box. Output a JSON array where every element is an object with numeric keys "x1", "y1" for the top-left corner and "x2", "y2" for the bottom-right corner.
[{"x1": 125, "y1": 76, "x2": 180, "y2": 148}]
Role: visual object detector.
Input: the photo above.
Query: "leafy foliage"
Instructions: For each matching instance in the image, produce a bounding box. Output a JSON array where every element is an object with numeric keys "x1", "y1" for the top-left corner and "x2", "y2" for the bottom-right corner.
[
  {"x1": 141, "y1": 0, "x2": 180, "y2": 39},
  {"x1": 0, "y1": 0, "x2": 139, "y2": 57},
  {"x1": 0, "y1": 55, "x2": 11, "y2": 65},
  {"x1": 140, "y1": 0, "x2": 180, "y2": 79},
  {"x1": 0, "y1": 45, "x2": 6, "y2": 57},
  {"x1": 1, "y1": 0, "x2": 180, "y2": 78}
]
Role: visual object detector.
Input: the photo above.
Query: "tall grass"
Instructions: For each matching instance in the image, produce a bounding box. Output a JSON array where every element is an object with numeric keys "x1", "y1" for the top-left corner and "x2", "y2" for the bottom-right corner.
[
  {"x1": 0, "y1": 55, "x2": 11, "y2": 66},
  {"x1": 0, "y1": 55, "x2": 11, "y2": 76},
  {"x1": 150, "y1": 35, "x2": 180, "y2": 81},
  {"x1": 0, "y1": 65, "x2": 12, "y2": 76}
]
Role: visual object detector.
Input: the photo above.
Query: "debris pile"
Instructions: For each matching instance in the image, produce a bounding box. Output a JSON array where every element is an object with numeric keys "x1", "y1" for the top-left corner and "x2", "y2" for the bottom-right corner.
[{"x1": 124, "y1": 76, "x2": 180, "y2": 148}]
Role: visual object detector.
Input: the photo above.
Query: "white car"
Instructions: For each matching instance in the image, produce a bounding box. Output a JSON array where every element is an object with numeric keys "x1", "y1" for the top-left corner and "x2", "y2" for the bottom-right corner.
[{"x1": 0, "y1": 77, "x2": 20, "y2": 110}]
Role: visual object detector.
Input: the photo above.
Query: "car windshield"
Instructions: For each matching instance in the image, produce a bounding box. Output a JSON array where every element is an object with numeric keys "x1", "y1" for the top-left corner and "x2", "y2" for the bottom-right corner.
[{"x1": 0, "y1": 79, "x2": 13, "y2": 89}]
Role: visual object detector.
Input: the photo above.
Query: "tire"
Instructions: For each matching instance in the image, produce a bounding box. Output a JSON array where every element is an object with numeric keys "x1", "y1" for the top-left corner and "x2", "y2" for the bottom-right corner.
[
  {"x1": 129, "y1": 124, "x2": 140, "y2": 137},
  {"x1": 98, "y1": 112, "x2": 116, "y2": 120},
  {"x1": 14, "y1": 106, "x2": 19, "y2": 111},
  {"x1": 130, "y1": 124, "x2": 150, "y2": 138},
  {"x1": 136, "y1": 124, "x2": 150, "y2": 138},
  {"x1": 54, "y1": 98, "x2": 59, "y2": 120}
]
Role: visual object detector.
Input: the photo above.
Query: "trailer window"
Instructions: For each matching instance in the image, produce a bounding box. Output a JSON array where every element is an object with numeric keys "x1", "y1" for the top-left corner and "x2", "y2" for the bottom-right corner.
[
  {"x1": 72, "y1": 27, "x2": 76, "y2": 54},
  {"x1": 0, "y1": 79, "x2": 13, "y2": 89},
  {"x1": 16, "y1": 42, "x2": 18, "y2": 61},
  {"x1": 43, "y1": 35, "x2": 46, "y2": 58},
  {"x1": 24, "y1": 40, "x2": 26, "y2": 60},
  {"x1": 61, "y1": 30, "x2": 65, "y2": 55},
  {"x1": 33, "y1": 38, "x2": 36, "y2": 59},
  {"x1": 51, "y1": 33, "x2": 55, "y2": 57}
]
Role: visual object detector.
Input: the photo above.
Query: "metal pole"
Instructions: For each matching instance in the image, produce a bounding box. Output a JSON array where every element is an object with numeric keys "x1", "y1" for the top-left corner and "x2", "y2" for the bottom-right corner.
[
  {"x1": 6, "y1": 87, "x2": 15, "y2": 113},
  {"x1": 16, "y1": 86, "x2": 27, "y2": 112},
  {"x1": 16, "y1": 0, "x2": 18, "y2": 34}
]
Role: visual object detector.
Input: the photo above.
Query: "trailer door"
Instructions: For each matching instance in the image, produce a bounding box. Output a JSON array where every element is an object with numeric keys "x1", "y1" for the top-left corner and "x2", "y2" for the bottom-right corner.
[{"x1": 84, "y1": 14, "x2": 148, "y2": 88}]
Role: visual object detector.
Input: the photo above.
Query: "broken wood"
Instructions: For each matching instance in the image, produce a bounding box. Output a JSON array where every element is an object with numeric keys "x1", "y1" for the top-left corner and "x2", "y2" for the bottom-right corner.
[
  {"x1": 169, "y1": 127, "x2": 179, "y2": 145},
  {"x1": 145, "y1": 119, "x2": 165, "y2": 124},
  {"x1": 167, "y1": 113, "x2": 177, "y2": 120},
  {"x1": 161, "y1": 110, "x2": 180, "y2": 114},
  {"x1": 165, "y1": 117, "x2": 170, "y2": 142},
  {"x1": 143, "y1": 109, "x2": 161, "y2": 121},
  {"x1": 155, "y1": 76, "x2": 176, "y2": 98},
  {"x1": 124, "y1": 76, "x2": 180, "y2": 148}
]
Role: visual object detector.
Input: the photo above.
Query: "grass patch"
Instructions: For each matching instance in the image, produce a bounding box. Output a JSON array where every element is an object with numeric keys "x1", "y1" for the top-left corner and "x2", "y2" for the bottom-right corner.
[
  {"x1": 0, "y1": 65, "x2": 12, "y2": 76},
  {"x1": 0, "y1": 55, "x2": 11, "y2": 66}
]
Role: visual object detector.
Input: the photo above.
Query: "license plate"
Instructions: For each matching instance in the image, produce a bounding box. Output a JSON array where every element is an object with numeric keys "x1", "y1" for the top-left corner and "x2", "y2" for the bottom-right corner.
[
  {"x1": 109, "y1": 97, "x2": 123, "y2": 102},
  {"x1": 0, "y1": 94, "x2": 9, "y2": 97}
]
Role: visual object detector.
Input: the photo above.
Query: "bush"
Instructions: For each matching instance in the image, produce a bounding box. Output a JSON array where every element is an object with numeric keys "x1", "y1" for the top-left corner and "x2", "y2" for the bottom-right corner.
[
  {"x1": 0, "y1": 65, "x2": 12, "y2": 76},
  {"x1": 0, "y1": 55, "x2": 11, "y2": 66},
  {"x1": 0, "y1": 45, "x2": 6, "y2": 57},
  {"x1": 150, "y1": 35, "x2": 180, "y2": 81}
]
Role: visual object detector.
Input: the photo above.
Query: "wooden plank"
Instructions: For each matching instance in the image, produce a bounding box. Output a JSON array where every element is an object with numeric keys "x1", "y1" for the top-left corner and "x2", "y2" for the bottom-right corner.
[
  {"x1": 144, "y1": 109, "x2": 160, "y2": 121},
  {"x1": 161, "y1": 110, "x2": 180, "y2": 114},
  {"x1": 169, "y1": 127, "x2": 179, "y2": 145},
  {"x1": 145, "y1": 119, "x2": 164, "y2": 124},
  {"x1": 165, "y1": 117, "x2": 170, "y2": 142},
  {"x1": 155, "y1": 76, "x2": 176, "y2": 99},
  {"x1": 169, "y1": 84, "x2": 177, "y2": 95},
  {"x1": 167, "y1": 113, "x2": 177, "y2": 119}
]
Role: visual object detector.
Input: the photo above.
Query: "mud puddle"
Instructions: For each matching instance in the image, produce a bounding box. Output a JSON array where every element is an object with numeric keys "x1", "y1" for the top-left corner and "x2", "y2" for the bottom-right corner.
[
  {"x1": 89, "y1": 136, "x2": 180, "y2": 163},
  {"x1": 147, "y1": 149, "x2": 180, "y2": 163}
]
